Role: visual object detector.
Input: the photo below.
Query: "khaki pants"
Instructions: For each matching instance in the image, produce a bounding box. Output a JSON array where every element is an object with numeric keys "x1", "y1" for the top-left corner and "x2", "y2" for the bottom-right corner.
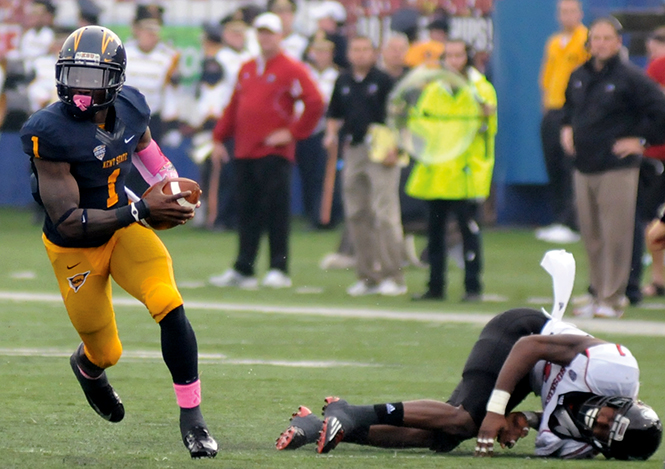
[
  {"x1": 342, "y1": 143, "x2": 404, "y2": 284},
  {"x1": 574, "y1": 167, "x2": 639, "y2": 308}
]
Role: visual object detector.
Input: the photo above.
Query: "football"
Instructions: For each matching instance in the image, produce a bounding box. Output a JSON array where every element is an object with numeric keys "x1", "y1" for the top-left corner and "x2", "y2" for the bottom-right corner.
[{"x1": 140, "y1": 177, "x2": 202, "y2": 230}]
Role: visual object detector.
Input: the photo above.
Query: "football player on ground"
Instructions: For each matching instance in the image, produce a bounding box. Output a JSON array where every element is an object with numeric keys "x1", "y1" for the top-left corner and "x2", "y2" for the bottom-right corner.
[
  {"x1": 276, "y1": 308, "x2": 662, "y2": 460},
  {"x1": 19, "y1": 26, "x2": 217, "y2": 458}
]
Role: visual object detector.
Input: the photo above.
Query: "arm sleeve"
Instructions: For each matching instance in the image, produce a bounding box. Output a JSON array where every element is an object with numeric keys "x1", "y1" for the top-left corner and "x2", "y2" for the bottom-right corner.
[
  {"x1": 561, "y1": 75, "x2": 575, "y2": 126},
  {"x1": 478, "y1": 78, "x2": 498, "y2": 136},
  {"x1": 288, "y1": 65, "x2": 325, "y2": 140},
  {"x1": 629, "y1": 71, "x2": 665, "y2": 145},
  {"x1": 326, "y1": 76, "x2": 344, "y2": 119},
  {"x1": 376, "y1": 75, "x2": 394, "y2": 124}
]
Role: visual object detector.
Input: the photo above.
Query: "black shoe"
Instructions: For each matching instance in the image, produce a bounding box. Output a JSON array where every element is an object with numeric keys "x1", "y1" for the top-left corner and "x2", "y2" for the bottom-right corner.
[
  {"x1": 461, "y1": 293, "x2": 482, "y2": 302},
  {"x1": 317, "y1": 397, "x2": 357, "y2": 454},
  {"x1": 275, "y1": 405, "x2": 323, "y2": 450},
  {"x1": 183, "y1": 425, "x2": 218, "y2": 459},
  {"x1": 411, "y1": 290, "x2": 444, "y2": 301},
  {"x1": 69, "y1": 350, "x2": 124, "y2": 423}
]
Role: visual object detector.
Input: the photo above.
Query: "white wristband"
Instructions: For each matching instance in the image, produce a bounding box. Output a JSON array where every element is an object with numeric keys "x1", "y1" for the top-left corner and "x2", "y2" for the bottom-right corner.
[{"x1": 486, "y1": 389, "x2": 511, "y2": 415}]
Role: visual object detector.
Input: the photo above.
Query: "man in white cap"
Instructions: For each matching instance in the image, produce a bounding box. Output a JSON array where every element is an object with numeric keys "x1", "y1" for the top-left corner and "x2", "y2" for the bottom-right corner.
[{"x1": 209, "y1": 12, "x2": 324, "y2": 290}]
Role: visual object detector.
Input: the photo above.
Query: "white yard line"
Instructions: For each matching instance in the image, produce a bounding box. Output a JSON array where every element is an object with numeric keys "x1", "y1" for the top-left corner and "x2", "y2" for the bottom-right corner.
[
  {"x1": 0, "y1": 347, "x2": 376, "y2": 368},
  {"x1": 1, "y1": 290, "x2": 665, "y2": 337}
]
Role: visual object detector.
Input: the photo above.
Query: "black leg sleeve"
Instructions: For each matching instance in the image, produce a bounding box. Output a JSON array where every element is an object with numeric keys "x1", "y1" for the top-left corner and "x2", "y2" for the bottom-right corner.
[{"x1": 159, "y1": 305, "x2": 198, "y2": 385}]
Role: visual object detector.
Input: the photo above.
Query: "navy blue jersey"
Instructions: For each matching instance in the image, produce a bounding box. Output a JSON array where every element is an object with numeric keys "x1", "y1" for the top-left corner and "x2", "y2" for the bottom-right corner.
[{"x1": 20, "y1": 86, "x2": 151, "y2": 247}]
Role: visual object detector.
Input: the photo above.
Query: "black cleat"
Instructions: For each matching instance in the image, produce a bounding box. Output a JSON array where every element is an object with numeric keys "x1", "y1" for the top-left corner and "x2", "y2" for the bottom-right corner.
[
  {"x1": 183, "y1": 425, "x2": 218, "y2": 459},
  {"x1": 69, "y1": 351, "x2": 124, "y2": 423},
  {"x1": 317, "y1": 396, "x2": 357, "y2": 454},
  {"x1": 275, "y1": 406, "x2": 323, "y2": 450}
]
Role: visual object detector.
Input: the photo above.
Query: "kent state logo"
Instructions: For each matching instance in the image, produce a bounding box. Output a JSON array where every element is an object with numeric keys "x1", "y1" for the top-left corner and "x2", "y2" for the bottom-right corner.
[
  {"x1": 93, "y1": 145, "x2": 106, "y2": 161},
  {"x1": 67, "y1": 271, "x2": 90, "y2": 293}
]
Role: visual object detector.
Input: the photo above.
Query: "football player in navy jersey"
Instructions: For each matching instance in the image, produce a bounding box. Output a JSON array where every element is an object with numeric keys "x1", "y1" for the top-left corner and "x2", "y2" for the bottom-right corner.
[{"x1": 19, "y1": 26, "x2": 218, "y2": 459}]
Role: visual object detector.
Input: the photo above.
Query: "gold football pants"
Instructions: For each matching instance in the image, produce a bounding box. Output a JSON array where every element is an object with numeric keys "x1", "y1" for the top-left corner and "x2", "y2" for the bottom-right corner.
[{"x1": 43, "y1": 223, "x2": 183, "y2": 369}]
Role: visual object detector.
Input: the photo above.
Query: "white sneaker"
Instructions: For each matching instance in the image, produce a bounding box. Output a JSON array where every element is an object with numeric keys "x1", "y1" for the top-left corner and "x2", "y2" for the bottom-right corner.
[
  {"x1": 594, "y1": 304, "x2": 623, "y2": 319},
  {"x1": 535, "y1": 224, "x2": 556, "y2": 239},
  {"x1": 573, "y1": 301, "x2": 597, "y2": 318},
  {"x1": 261, "y1": 269, "x2": 292, "y2": 288},
  {"x1": 209, "y1": 269, "x2": 258, "y2": 289},
  {"x1": 319, "y1": 253, "x2": 356, "y2": 270},
  {"x1": 536, "y1": 224, "x2": 580, "y2": 244},
  {"x1": 378, "y1": 278, "x2": 408, "y2": 296},
  {"x1": 346, "y1": 281, "x2": 379, "y2": 297}
]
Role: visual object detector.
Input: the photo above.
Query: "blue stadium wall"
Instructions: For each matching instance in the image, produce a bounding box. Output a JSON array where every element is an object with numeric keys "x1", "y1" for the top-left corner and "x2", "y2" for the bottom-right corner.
[{"x1": 492, "y1": 0, "x2": 663, "y2": 224}]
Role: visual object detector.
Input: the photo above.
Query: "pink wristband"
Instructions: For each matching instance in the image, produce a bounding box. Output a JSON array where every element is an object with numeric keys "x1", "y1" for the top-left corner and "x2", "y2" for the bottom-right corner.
[{"x1": 133, "y1": 140, "x2": 178, "y2": 186}]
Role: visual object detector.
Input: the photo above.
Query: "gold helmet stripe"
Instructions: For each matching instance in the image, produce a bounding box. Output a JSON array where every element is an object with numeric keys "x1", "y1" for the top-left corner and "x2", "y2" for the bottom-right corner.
[
  {"x1": 101, "y1": 30, "x2": 113, "y2": 55},
  {"x1": 73, "y1": 29, "x2": 84, "y2": 51}
]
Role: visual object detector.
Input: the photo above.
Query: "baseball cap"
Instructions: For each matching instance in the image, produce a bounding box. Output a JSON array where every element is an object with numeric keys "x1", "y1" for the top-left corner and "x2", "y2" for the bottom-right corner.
[
  {"x1": 253, "y1": 12, "x2": 283, "y2": 34},
  {"x1": 203, "y1": 22, "x2": 222, "y2": 43},
  {"x1": 310, "y1": 30, "x2": 335, "y2": 51},
  {"x1": 220, "y1": 11, "x2": 247, "y2": 32},
  {"x1": 134, "y1": 3, "x2": 164, "y2": 26}
]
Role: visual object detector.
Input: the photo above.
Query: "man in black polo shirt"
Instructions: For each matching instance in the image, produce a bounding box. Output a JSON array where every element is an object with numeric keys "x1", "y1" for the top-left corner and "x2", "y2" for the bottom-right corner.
[{"x1": 324, "y1": 35, "x2": 406, "y2": 296}]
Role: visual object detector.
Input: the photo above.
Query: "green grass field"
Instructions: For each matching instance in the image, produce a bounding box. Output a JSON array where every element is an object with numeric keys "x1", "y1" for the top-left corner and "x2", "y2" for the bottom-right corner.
[{"x1": 1, "y1": 207, "x2": 664, "y2": 468}]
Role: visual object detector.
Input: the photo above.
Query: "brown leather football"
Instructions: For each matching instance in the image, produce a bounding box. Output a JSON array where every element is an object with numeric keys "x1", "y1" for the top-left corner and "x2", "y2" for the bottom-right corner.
[{"x1": 140, "y1": 177, "x2": 202, "y2": 230}]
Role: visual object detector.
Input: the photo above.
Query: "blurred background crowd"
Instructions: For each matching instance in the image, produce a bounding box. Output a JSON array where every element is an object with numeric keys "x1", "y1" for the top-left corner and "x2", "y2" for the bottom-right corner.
[
  {"x1": 2, "y1": 0, "x2": 665, "y2": 314},
  {"x1": 0, "y1": 0, "x2": 495, "y2": 225}
]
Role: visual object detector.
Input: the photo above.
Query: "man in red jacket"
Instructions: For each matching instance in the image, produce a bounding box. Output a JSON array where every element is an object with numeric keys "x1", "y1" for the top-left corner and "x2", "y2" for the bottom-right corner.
[{"x1": 209, "y1": 12, "x2": 324, "y2": 289}]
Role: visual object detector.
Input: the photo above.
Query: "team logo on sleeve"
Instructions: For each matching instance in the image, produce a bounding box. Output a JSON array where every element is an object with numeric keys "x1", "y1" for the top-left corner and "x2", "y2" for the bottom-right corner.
[
  {"x1": 67, "y1": 271, "x2": 91, "y2": 292},
  {"x1": 93, "y1": 145, "x2": 106, "y2": 161}
]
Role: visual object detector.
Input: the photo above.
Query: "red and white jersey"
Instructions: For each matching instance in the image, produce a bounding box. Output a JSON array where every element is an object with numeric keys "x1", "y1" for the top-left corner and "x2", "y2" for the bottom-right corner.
[{"x1": 530, "y1": 319, "x2": 640, "y2": 458}]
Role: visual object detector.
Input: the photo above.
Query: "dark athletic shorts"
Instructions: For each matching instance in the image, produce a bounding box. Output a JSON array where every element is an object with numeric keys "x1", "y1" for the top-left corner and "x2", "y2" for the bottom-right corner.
[{"x1": 432, "y1": 308, "x2": 548, "y2": 452}]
